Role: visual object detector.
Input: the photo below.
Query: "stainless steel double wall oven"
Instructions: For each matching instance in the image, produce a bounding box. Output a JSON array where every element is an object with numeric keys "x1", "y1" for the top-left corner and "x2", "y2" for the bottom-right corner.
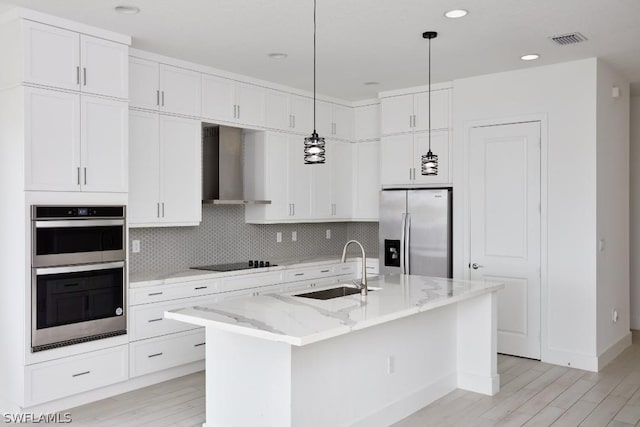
[{"x1": 31, "y1": 206, "x2": 127, "y2": 352}]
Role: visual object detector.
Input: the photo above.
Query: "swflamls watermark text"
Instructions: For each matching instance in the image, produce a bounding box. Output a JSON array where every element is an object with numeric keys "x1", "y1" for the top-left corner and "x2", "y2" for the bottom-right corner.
[{"x1": 3, "y1": 412, "x2": 72, "y2": 423}]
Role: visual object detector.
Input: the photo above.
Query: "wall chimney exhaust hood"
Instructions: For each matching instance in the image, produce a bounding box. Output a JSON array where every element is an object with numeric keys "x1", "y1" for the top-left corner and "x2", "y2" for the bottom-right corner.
[{"x1": 202, "y1": 125, "x2": 271, "y2": 205}]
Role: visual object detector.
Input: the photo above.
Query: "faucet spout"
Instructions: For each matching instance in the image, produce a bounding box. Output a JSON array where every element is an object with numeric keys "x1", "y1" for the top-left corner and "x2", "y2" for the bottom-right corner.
[{"x1": 341, "y1": 240, "x2": 368, "y2": 296}]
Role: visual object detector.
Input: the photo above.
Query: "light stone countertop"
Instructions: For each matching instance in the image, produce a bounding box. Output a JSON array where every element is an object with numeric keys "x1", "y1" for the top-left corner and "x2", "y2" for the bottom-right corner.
[
  {"x1": 165, "y1": 274, "x2": 504, "y2": 346},
  {"x1": 129, "y1": 256, "x2": 375, "y2": 288}
]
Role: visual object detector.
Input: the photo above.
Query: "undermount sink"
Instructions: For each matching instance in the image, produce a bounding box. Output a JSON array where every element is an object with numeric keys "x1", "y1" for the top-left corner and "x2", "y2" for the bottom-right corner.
[{"x1": 295, "y1": 285, "x2": 376, "y2": 300}]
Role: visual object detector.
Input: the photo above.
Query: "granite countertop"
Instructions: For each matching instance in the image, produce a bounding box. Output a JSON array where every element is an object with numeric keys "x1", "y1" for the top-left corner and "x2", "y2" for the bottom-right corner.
[
  {"x1": 129, "y1": 255, "x2": 377, "y2": 288},
  {"x1": 165, "y1": 274, "x2": 504, "y2": 346}
]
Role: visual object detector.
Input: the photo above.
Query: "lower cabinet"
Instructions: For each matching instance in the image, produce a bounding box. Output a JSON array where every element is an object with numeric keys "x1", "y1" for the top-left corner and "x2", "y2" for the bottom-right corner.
[
  {"x1": 129, "y1": 330, "x2": 206, "y2": 378},
  {"x1": 25, "y1": 345, "x2": 128, "y2": 406}
]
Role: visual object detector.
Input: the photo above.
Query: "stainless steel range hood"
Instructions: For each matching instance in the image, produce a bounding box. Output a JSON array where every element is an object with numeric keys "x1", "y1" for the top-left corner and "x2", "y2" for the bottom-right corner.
[{"x1": 202, "y1": 125, "x2": 271, "y2": 205}]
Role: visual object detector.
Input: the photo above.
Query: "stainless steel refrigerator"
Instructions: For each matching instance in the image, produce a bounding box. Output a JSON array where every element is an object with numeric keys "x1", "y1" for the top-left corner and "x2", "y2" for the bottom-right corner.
[{"x1": 379, "y1": 188, "x2": 452, "y2": 277}]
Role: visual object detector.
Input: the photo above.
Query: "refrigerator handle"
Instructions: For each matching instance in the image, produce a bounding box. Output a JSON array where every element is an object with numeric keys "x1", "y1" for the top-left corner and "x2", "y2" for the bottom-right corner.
[
  {"x1": 400, "y1": 213, "x2": 407, "y2": 274},
  {"x1": 405, "y1": 213, "x2": 411, "y2": 274}
]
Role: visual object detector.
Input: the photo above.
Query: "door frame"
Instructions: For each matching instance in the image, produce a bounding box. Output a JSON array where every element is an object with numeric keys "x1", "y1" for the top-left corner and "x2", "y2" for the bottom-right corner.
[{"x1": 460, "y1": 114, "x2": 548, "y2": 361}]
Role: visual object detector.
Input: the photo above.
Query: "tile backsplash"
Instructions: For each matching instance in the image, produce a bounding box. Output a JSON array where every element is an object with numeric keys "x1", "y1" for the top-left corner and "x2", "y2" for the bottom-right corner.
[{"x1": 129, "y1": 205, "x2": 379, "y2": 273}]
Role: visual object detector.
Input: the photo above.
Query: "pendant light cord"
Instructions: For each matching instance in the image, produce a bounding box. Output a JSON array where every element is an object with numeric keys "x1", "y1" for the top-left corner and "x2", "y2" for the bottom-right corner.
[
  {"x1": 428, "y1": 36, "x2": 431, "y2": 153},
  {"x1": 313, "y1": 0, "x2": 317, "y2": 133}
]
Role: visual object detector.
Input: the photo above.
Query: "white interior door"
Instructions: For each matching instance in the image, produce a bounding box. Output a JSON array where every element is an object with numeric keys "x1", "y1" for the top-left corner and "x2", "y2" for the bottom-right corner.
[{"x1": 469, "y1": 121, "x2": 541, "y2": 359}]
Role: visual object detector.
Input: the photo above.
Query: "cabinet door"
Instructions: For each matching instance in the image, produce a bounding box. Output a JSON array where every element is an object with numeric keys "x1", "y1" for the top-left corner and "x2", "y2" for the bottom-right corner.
[
  {"x1": 265, "y1": 90, "x2": 291, "y2": 131},
  {"x1": 129, "y1": 111, "x2": 160, "y2": 224},
  {"x1": 412, "y1": 130, "x2": 450, "y2": 184},
  {"x1": 413, "y1": 89, "x2": 450, "y2": 132},
  {"x1": 380, "y1": 134, "x2": 413, "y2": 186},
  {"x1": 80, "y1": 35, "x2": 128, "y2": 99},
  {"x1": 129, "y1": 57, "x2": 159, "y2": 110},
  {"x1": 330, "y1": 141, "x2": 353, "y2": 218},
  {"x1": 315, "y1": 100, "x2": 333, "y2": 138},
  {"x1": 380, "y1": 95, "x2": 413, "y2": 135},
  {"x1": 290, "y1": 95, "x2": 313, "y2": 135},
  {"x1": 263, "y1": 133, "x2": 291, "y2": 220},
  {"x1": 355, "y1": 104, "x2": 380, "y2": 141},
  {"x1": 332, "y1": 104, "x2": 354, "y2": 141},
  {"x1": 236, "y1": 82, "x2": 266, "y2": 127},
  {"x1": 202, "y1": 73, "x2": 235, "y2": 122},
  {"x1": 23, "y1": 21, "x2": 80, "y2": 91},
  {"x1": 288, "y1": 137, "x2": 311, "y2": 219},
  {"x1": 353, "y1": 140, "x2": 379, "y2": 220},
  {"x1": 159, "y1": 116, "x2": 202, "y2": 224},
  {"x1": 159, "y1": 64, "x2": 201, "y2": 117},
  {"x1": 24, "y1": 87, "x2": 81, "y2": 191},
  {"x1": 310, "y1": 156, "x2": 332, "y2": 219}
]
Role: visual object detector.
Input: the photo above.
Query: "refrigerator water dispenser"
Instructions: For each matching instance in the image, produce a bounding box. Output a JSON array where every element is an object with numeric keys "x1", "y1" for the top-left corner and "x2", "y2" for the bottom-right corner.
[{"x1": 384, "y1": 239, "x2": 401, "y2": 267}]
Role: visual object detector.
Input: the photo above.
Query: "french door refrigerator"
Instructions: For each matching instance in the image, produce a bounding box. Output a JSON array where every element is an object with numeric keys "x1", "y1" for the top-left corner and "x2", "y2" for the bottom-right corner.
[{"x1": 379, "y1": 188, "x2": 452, "y2": 277}]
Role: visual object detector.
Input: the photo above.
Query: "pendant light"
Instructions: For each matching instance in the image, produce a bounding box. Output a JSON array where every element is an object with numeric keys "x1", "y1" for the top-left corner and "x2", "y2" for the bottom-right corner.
[
  {"x1": 303, "y1": 0, "x2": 326, "y2": 164},
  {"x1": 421, "y1": 31, "x2": 438, "y2": 176}
]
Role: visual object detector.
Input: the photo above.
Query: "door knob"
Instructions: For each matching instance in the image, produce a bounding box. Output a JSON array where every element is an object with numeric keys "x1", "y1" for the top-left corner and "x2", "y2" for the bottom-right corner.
[{"x1": 471, "y1": 263, "x2": 483, "y2": 270}]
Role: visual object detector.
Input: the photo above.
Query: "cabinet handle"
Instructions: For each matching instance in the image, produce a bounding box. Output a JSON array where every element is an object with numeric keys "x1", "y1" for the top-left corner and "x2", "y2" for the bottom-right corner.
[
  {"x1": 148, "y1": 318, "x2": 163, "y2": 323},
  {"x1": 83, "y1": 68, "x2": 87, "y2": 86},
  {"x1": 237, "y1": 105, "x2": 240, "y2": 119},
  {"x1": 320, "y1": 269, "x2": 330, "y2": 273},
  {"x1": 157, "y1": 202, "x2": 160, "y2": 218},
  {"x1": 156, "y1": 90, "x2": 160, "y2": 106},
  {"x1": 76, "y1": 66, "x2": 80, "y2": 85},
  {"x1": 293, "y1": 115, "x2": 296, "y2": 128},
  {"x1": 148, "y1": 353, "x2": 163, "y2": 358},
  {"x1": 194, "y1": 343, "x2": 206, "y2": 347},
  {"x1": 162, "y1": 202, "x2": 165, "y2": 218},
  {"x1": 161, "y1": 91, "x2": 165, "y2": 106},
  {"x1": 83, "y1": 167, "x2": 87, "y2": 185},
  {"x1": 292, "y1": 203, "x2": 295, "y2": 216},
  {"x1": 77, "y1": 167, "x2": 81, "y2": 185},
  {"x1": 72, "y1": 371, "x2": 90, "y2": 378},
  {"x1": 148, "y1": 292, "x2": 163, "y2": 296},
  {"x1": 194, "y1": 286, "x2": 208, "y2": 290},
  {"x1": 294, "y1": 273, "x2": 305, "y2": 277}
]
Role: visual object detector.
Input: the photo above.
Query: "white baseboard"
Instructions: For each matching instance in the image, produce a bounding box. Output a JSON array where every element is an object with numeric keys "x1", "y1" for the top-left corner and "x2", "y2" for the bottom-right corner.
[
  {"x1": 458, "y1": 372, "x2": 500, "y2": 395},
  {"x1": 543, "y1": 348, "x2": 598, "y2": 372},
  {"x1": 351, "y1": 372, "x2": 457, "y2": 427},
  {"x1": 598, "y1": 332, "x2": 632, "y2": 370},
  {"x1": 631, "y1": 315, "x2": 640, "y2": 331}
]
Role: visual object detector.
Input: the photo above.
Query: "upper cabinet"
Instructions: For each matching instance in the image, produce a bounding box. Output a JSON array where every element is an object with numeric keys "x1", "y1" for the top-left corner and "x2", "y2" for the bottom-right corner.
[
  {"x1": 265, "y1": 90, "x2": 313, "y2": 135},
  {"x1": 352, "y1": 140, "x2": 380, "y2": 220},
  {"x1": 202, "y1": 74, "x2": 266, "y2": 127},
  {"x1": 355, "y1": 104, "x2": 381, "y2": 141},
  {"x1": 129, "y1": 57, "x2": 201, "y2": 117},
  {"x1": 380, "y1": 89, "x2": 449, "y2": 135},
  {"x1": 23, "y1": 20, "x2": 128, "y2": 99},
  {"x1": 25, "y1": 86, "x2": 128, "y2": 192},
  {"x1": 316, "y1": 101, "x2": 354, "y2": 141}
]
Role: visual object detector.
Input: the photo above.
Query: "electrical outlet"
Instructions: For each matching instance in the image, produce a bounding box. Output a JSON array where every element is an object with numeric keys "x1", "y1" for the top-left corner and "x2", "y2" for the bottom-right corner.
[
  {"x1": 276, "y1": 232, "x2": 282, "y2": 243},
  {"x1": 132, "y1": 240, "x2": 141, "y2": 253},
  {"x1": 326, "y1": 229, "x2": 331, "y2": 239},
  {"x1": 612, "y1": 309, "x2": 619, "y2": 323},
  {"x1": 292, "y1": 231, "x2": 297, "y2": 242},
  {"x1": 387, "y1": 356, "x2": 395, "y2": 374},
  {"x1": 599, "y1": 239, "x2": 605, "y2": 252}
]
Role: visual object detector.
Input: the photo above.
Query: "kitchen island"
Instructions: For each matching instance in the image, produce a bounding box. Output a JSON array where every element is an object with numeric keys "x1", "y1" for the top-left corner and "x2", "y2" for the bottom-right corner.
[{"x1": 166, "y1": 274, "x2": 503, "y2": 427}]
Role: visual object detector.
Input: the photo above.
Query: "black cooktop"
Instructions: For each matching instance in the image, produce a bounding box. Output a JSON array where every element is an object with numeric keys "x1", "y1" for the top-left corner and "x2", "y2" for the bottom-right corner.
[{"x1": 191, "y1": 260, "x2": 275, "y2": 272}]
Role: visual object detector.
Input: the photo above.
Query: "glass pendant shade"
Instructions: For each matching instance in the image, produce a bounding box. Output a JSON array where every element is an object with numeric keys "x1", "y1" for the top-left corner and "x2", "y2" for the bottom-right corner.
[
  {"x1": 304, "y1": 132, "x2": 326, "y2": 164},
  {"x1": 421, "y1": 150, "x2": 438, "y2": 175}
]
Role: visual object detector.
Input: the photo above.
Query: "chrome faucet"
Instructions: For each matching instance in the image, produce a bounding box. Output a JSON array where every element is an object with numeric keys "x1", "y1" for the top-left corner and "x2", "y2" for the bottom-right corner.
[{"x1": 341, "y1": 240, "x2": 367, "y2": 296}]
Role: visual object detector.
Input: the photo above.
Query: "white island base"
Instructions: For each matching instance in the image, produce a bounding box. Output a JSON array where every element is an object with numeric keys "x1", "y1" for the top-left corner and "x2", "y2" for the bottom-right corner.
[{"x1": 167, "y1": 275, "x2": 502, "y2": 427}]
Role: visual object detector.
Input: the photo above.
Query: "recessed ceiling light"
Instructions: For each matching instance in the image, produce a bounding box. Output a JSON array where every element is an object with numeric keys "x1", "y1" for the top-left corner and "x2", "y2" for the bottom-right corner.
[
  {"x1": 114, "y1": 5, "x2": 140, "y2": 14},
  {"x1": 267, "y1": 53, "x2": 288, "y2": 60},
  {"x1": 444, "y1": 9, "x2": 468, "y2": 19},
  {"x1": 521, "y1": 54, "x2": 540, "y2": 61},
  {"x1": 364, "y1": 81, "x2": 380, "y2": 86}
]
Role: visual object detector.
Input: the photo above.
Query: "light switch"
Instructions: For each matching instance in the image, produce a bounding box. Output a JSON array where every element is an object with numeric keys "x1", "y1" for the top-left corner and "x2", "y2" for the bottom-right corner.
[
  {"x1": 292, "y1": 231, "x2": 297, "y2": 242},
  {"x1": 598, "y1": 239, "x2": 605, "y2": 252},
  {"x1": 132, "y1": 240, "x2": 141, "y2": 253},
  {"x1": 326, "y1": 229, "x2": 331, "y2": 239},
  {"x1": 276, "y1": 232, "x2": 282, "y2": 243}
]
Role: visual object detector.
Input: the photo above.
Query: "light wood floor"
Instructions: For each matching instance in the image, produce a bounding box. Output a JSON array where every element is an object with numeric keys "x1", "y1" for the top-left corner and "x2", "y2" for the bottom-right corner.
[{"x1": 20, "y1": 332, "x2": 640, "y2": 426}]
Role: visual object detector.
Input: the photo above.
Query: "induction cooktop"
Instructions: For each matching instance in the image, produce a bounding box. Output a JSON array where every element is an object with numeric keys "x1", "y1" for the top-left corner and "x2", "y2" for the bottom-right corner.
[{"x1": 191, "y1": 261, "x2": 276, "y2": 272}]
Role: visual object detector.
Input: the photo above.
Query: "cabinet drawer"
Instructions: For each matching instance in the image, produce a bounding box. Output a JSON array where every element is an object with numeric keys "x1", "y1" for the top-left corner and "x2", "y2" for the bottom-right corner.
[
  {"x1": 130, "y1": 279, "x2": 221, "y2": 305},
  {"x1": 129, "y1": 295, "x2": 217, "y2": 341},
  {"x1": 334, "y1": 263, "x2": 356, "y2": 276},
  {"x1": 222, "y1": 271, "x2": 284, "y2": 292},
  {"x1": 130, "y1": 330, "x2": 206, "y2": 378},
  {"x1": 26, "y1": 345, "x2": 128, "y2": 405},
  {"x1": 285, "y1": 266, "x2": 336, "y2": 282},
  {"x1": 286, "y1": 276, "x2": 340, "y2": 293}
]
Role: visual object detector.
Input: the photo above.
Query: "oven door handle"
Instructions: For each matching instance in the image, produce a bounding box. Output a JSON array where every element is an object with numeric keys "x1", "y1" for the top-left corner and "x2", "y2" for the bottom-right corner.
[
  {"x1": 35, "y1": 219, "x2": 125, "y2": 228},
  {"x1": 35, "y1": 261, "x2": 125, "y2": 275}
]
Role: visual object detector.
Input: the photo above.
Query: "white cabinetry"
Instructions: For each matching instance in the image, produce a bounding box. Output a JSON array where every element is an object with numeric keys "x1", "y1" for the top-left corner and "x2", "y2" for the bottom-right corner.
[
  {"x1": 129, "y1": 57, "x2": 201, "y2": 117},
  {"x1": 202, "y1": 73, "x2": 266, "y2": 127},
  {"x1": 380, "y1": 131, "x2": 449, "y2": 186},
  {"x1": 380, "y1": 89, "x2": 449, "y2": 135},
  {"x1": 352, "y1": 140, "x2": 380, "y2": 220},
  {"x1": 23, "y1": 20, "x2": 128, "y2": 99},
  {"x1": 265, "y1": 90, "x2": 313, "y2": 134},
  {"x1": 129, "y1": 110, "x2": 202, "y2": 226},
  {"x1": 317, "y1": 101, "x2": 354, "y2": 141},
  {"x1": 25, "y1": 86, "x2": 127, "y2": 192},
  {"x1": 355, "y1": 104, "x2": 380, "y2": 141},
  {"x1": 329, "y1": 140, "x2": 353, "y2": 219}
]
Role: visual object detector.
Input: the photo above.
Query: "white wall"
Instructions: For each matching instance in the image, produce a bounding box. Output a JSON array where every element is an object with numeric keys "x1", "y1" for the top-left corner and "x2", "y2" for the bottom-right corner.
[
  {"x1": 630, "y1": 97, "x2": 640, "y2": 330},
  {"x1": 595, "y1": 60, "x2": 630, "y2": 356},
  {"x1": 453, "y1": 59, "x2": 601, "y2": 370}
]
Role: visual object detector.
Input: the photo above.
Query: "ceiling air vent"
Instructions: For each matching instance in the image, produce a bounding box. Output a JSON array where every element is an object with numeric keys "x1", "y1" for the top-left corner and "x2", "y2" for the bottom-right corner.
[{"x1": 549, "y1": 32, "x2": 588, "y2": 46}]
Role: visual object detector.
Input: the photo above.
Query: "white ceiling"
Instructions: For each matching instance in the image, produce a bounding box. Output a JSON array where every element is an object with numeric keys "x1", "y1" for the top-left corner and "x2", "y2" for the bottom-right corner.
[{"x1": 2, "y1": 0, "x2": 640, "y2": 101}]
